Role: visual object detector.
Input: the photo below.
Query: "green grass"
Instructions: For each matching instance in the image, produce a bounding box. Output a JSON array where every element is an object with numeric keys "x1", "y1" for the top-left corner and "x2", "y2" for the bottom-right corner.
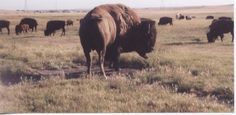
[{"x1": 0, "y1": 7, "x2": 234, "y2": 112}]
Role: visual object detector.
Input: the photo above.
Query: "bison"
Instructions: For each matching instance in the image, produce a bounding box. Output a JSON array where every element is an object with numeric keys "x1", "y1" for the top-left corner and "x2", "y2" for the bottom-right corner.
[
  {"x1": 158, "y1": 17, "x2": 173, "y2": 25},
  {"x1": 44, "y1": 20, "x2": 65, "y2": 36},
  {"x1": 19, "y1": 18, "x2": 38, "y2": 32},
  {"x1": 185, "y1": 16, "x2": 192, "y2": 20},
  {"x1": 206, "y1": 16, "x2": 214, "y2": 19},
  {"x1": 79, "y1": 4, "x2": 157, "y2": 79},
  {"x1": 15, "y1": 24, "x2": 30, "y2": 35},
  {"x1": 218, "y1": 16, "x2": 232, "y2": 20},
  {"x1": 0, "y1": 20, "x2": 10, "y2": 35},
  {"x1": 207, "y1": 19, "x2": 234, "y2": 43},
  {"x1": 176, "y1": 13, "x2": 184, "y2": 20},
  {"x1": 66, "y1": 19, "x2": 73, "y2": 26}
]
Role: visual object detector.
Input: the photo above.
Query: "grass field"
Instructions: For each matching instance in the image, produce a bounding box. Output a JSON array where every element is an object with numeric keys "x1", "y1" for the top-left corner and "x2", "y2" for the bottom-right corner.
[{"x1": 0, "y1": 5, "x2": 234, "y2": 112}]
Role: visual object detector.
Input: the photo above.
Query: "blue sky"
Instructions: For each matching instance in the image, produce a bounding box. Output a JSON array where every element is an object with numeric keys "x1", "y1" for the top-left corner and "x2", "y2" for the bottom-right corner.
[{"x1": 0, "y1": 0, "x2": 234, "y2": 10}]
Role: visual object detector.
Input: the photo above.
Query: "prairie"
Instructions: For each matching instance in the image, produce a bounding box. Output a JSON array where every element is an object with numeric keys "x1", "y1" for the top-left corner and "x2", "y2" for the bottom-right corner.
[{"x1": 0, "y1": 5, "x2": 234, "y2": 112}]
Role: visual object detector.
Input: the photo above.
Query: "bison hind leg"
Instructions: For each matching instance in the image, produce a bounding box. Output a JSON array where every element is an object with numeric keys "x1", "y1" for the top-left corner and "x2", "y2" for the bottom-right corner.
[
  {"x1": 97, "y1": 49, "x2": 107, "y2": 79},
  {"x1": 220, "y1": 34, "x2": 224, "y2": 42},
  {"x1": 61, "y1": 28, "x2": 65, "y2": 36},
  {"x1": 84, "y1": 50, "x2": 92, "y2": 76}
]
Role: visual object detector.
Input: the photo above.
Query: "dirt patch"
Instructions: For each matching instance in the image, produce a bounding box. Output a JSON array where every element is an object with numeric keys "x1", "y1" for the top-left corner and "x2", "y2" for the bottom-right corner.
[{"x1": 1, "y1": 65, "x2": 140, "y2": 85}]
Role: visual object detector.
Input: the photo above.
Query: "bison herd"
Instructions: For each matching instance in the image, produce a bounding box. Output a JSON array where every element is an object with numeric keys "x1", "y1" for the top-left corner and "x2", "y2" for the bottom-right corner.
[
  {"x1": 158, "y1": 13, "x2": 233, "y2": 42},
  {"x1": 0, "y1": 4, "x2": 234, "y2": 78},
  {"x1": 0, "y1": 18, "x2": 73, "y2": 36}
]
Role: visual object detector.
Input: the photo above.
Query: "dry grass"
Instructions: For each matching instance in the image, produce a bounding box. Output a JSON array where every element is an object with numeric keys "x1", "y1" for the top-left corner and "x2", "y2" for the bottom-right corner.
[{"x1": 0, "y1": 5, "x2": 234, "y2": 112}]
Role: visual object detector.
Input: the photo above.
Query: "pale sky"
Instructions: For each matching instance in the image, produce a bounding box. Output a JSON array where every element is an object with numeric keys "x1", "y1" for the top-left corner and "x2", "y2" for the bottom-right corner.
[{"x1": 0, "y1": 0, "x2": 234, "y2": 10}]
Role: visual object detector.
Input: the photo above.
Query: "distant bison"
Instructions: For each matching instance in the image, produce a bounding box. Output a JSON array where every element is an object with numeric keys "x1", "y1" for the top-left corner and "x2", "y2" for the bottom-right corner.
[
  {"x1": 0, "y1": 20, "x2": 10, "y2": 35},
  {"x1": 66, "y1": 19, "x2": 73, "y2": 26},
  {"x1": 44, "y1": 20, "x2": 65, "y2": 36},
  {"x1": 158, "y1": 17, "x2": 173, "y2": 25},
  {"x1": 79, "y1": 4, "x2": 157, "y2": 79},
  {"x1": 185, "y1": 16, "x2": 192, "y2": 20},
  {"x1": 19, "y1": 18, "x2": 38, "y2": 32},
  {"x1": 15, "y1": 24, "x2": 30, "y2": 35},
  {"x1": 218, "y1": 16, "x2": 232, "y2": 20},
  {"x1": 207, "y1": 19, "x2": 234, "y2": 43},
  {"x1": 206, "y1": 16, "x2": 214, "y2": 19},
  {"x1": 176, "y1": 13, "x2": 184, "y2": 20}
]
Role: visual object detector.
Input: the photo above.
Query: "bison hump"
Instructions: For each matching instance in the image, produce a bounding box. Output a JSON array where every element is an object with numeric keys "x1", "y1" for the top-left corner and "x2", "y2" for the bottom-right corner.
[{"x1": 88, "y1": 4, "x2": 141, "y2": 37}]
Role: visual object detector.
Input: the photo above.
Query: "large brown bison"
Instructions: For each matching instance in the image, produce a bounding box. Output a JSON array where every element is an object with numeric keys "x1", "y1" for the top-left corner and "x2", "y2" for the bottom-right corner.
[
  {"x1": 79, "y1": 4, "x2": 157, "y2": 79},
  {"x1": 0, "y1": 20, "x2": 10, "y2": 35},
  {"x1": 207, "y1": 19, "x2": 234, "y2": 43}
]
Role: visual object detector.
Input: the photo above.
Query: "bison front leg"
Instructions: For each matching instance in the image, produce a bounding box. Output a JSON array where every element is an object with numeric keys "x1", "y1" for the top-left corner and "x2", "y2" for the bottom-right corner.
[
  {"x1": 220, "y1": 34, "x2": 224, "y2": 42},
  {"x1": 113, "y1": 48, "x2": 121, "y2": 71},
  {"x1": 231, "y1": 31, "x2": 234, "y2": 42},
  {"x1": 98, "y1": 49, "x2": 107, "y2": 79},
  {"x1": 61, "y1": 28, "x2": 65, "y2": 36},
  {"x1": 35, "y1": 26, "x2": 37, "y2": 32}
]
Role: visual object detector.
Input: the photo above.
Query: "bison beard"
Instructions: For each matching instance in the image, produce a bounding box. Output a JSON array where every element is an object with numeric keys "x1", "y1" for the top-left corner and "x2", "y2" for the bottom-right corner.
[{"x1": 79, "y1": 4, "x2": 157, "y2": 79}]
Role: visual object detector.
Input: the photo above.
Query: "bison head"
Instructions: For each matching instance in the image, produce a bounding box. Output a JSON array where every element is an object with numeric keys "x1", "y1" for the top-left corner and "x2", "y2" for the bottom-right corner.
[
  {"x1": 15, "y1": 25, "x2": 22, "y2": 35},
  {"x1": 44, "y1": 30, "x2": 50, "y2": 36},
  {"x1": 207, "y1": 32, "x2": 217, "y2": 43},
  {"x1": 135, "y1": 18, "x2": 157, "y2": 59}
]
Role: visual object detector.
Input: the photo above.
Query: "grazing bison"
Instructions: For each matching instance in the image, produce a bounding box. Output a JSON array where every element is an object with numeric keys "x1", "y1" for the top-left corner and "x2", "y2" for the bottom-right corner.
[
  {"x1": 206, "y1": 16, "x2": 214, "y2": 19},
  {"x1": 44, "y1": 20, "x2": 65, "y2": 36},
  {"x1": 218, "y1": 16, "x2": 232, "y2": 20},
  {"x1": 19, "y1": 18, "x2": 38, "y2": 32},
  {"x1": 79, "y1": 4, "x2": 156, "y2": 79},
  {"x1": 66, "y1": 19, "x2": 73, "y2": 26},
  {"x1": 15, "y1": 24, "x2": 30, "y2": 35},
  {"x1": 185, "y1": 16, "x2": 192, "y2": 20},
  {"x1": 207, "y1": 19, "x2": 234, "y2": 43},
  {"x1": 0, "y1": 20, "x2": 10, "y2": 35},
  {"x1": 176, "y1": 13, "x2": 184, "y2": 20},
  {"x1": 158, "y1": 17, "x2": 173, "y2": 25}
]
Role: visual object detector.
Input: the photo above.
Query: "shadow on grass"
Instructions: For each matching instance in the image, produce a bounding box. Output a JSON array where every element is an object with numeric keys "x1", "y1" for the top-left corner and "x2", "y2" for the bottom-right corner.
[{"x1": 0, "y1": 63, "x2": 142, "y2": 85}]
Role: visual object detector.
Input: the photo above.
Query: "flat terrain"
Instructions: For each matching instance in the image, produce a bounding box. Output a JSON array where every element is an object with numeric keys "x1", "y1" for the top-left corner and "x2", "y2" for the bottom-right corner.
[{"x1": 0, "y1": 5, "x2": 234, "y2": 112}]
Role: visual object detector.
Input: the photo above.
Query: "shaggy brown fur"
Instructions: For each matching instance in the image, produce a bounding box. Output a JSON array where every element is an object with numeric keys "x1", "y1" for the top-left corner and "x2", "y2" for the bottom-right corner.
[{"x1": 79, "y1": 4, "x2": 141, "y2": 78}]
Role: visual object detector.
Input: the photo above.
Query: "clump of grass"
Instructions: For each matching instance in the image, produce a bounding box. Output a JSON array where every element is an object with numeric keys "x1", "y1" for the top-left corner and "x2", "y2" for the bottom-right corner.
[{"x1": 0, "y1": 76, "x2": 233, "y2": 112}]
